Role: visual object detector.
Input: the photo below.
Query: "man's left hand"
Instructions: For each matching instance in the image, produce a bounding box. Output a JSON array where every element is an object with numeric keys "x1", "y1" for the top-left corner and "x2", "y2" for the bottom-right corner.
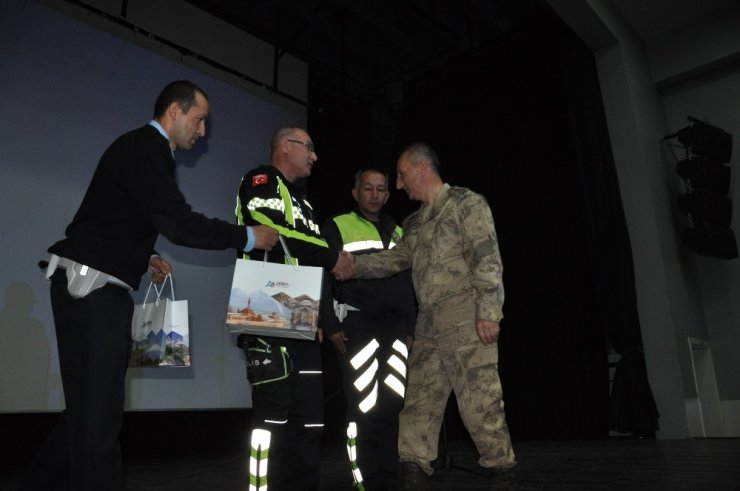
[{"x1": 149, "y1": 256, "x2": 172, "y2": 284}]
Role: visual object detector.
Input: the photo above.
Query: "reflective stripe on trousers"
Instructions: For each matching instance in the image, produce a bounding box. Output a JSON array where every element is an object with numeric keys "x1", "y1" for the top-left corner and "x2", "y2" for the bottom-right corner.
[
  {"x1": 346, "y1": 422, "x2": 365, "y2": 490},
  {"x1": 345, "y1": 338, "x2": 408, "y2": 488},
  {"x1": 350, "y1": 338, "x2": 408, "y2": 413},
  {"x1": 249, "y1": 429, "x2": 271, "y2": 491}
]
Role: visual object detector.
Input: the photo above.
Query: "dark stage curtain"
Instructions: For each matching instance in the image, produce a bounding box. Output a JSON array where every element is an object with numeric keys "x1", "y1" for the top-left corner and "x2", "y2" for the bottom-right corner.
[
  {"x1": 309, "y1": 15, "x2": 658, "y2": 441},
  {"x1": 554, "y1": 30, "x2": 660, "y2": 439}
]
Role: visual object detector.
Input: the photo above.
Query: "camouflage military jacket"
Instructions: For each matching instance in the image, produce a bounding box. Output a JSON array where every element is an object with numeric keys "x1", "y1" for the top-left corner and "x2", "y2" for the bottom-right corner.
[{"x1": 355, "y1": 183, "x2": 504, "y2": 323}]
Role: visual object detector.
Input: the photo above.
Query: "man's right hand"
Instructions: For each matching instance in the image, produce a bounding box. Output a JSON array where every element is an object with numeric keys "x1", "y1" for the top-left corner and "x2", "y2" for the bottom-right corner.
[
  {"x1": 252, "y1": 225, "x2": 279, "y2": 250},
  {"x1": 332, "y1": 251, "x2": 356, "y2": 281},
  {"x1": 328, "y1": 330, "x2": 348, "y2": 354}
]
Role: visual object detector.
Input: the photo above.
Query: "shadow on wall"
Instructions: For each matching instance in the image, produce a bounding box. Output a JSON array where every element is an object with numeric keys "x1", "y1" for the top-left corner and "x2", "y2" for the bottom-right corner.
[{"x1": 0, "y1": 282, "x2": 61, "y2": 411}]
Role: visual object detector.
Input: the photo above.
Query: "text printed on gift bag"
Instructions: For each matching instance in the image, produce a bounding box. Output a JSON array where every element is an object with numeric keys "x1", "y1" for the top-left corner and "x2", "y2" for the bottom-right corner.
[{"x1": 226, "y1": 239, "x2": 323, "y2": 341}]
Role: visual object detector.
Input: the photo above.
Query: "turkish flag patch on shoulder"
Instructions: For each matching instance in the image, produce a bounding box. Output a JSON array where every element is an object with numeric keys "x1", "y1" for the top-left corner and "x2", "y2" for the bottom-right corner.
[{"x1": 252, "y1": 174, "x2": 268, "y2": 186}]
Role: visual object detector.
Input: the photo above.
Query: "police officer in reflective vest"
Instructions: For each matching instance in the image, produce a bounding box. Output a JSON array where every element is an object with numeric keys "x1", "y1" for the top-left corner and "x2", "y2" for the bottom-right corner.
[
  {"x1": 322, "y1": 169, "x2": 416, "y2": 490},
  {"x1": 235, "y1": 127, "x2": 351, "y2": 491}
]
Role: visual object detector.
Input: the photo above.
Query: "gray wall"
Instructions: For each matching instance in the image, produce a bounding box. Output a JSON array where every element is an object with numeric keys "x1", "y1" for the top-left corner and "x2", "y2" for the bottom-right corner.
[
  {"x1": 0, "y1": 1, "x2": 306, "y2": 411},
  {"x1": 548, "y1": 0, "x2": 740, "y2": 437}
]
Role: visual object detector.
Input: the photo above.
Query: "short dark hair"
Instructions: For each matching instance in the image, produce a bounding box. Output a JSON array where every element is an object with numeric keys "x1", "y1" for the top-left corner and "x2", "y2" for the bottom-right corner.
[
  {"x1": 401, "y1": 142, "x2": 440, "y2": 175},
  {"x1": 153, "y1": 80, "x2": 208, "y2": 119},
  {"x1": 354, "y1": 169, "x2": 389, "y2": 188}
]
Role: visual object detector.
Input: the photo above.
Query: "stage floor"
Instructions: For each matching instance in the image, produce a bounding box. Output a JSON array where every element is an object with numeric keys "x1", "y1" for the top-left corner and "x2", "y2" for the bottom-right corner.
[{"x1": 2, "y1": 437, "x2": 739, "y2": 490}]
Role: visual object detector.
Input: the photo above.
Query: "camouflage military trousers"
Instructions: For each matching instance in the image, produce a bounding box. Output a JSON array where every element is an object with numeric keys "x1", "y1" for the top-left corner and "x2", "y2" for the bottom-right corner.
[{"x1": 398, "y1": 310, "x2": 516, "y2": 475}]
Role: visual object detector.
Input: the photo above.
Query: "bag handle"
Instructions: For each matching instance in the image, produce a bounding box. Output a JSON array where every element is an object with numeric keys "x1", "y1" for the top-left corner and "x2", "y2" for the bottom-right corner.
[
  {"x1": 153, "y1": 274, "x2": 175, "y2": 302},
  {"x1": 261, "y1": 235, "x2": 295, "y2": 267},
  {"x1": 142, "y1": 279, "x2": 157, "y2": 305},
  {"x1": 140, "y1": 274, "x2": 174, "y2": 307}
]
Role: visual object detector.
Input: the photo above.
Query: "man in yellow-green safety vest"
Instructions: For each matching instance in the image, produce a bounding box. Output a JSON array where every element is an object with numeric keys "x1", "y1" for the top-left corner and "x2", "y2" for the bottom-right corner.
[
  {"x1": 322, "y1": 169, "x2": 416, "y2": 490},
  {"x1": 235, "y1": 127, "x2": 351, "y2": 491}
]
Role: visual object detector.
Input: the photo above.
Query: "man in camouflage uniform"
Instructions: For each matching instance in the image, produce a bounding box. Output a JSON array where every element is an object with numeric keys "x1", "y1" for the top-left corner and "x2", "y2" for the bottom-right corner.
[{"x1": 334, "y1": 142, "x2": 516, "y2": 489}]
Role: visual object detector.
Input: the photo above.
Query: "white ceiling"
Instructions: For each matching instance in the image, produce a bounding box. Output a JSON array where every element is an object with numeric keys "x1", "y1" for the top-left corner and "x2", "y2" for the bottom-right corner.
[{"x1": 610, "y1": 0, "x2": 739, "y2": 41}]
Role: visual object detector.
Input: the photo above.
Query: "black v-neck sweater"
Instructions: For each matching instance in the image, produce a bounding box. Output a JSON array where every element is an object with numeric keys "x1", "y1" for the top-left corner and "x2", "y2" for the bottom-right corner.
[{"x1": 49, "y1": 124, "x2": 246, "y2": 289}]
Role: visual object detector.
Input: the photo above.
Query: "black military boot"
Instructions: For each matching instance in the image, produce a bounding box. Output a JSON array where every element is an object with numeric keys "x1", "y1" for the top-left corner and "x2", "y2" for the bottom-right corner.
[{"x1": 399, "y1": 462, "x2": 430, "y2": 491}]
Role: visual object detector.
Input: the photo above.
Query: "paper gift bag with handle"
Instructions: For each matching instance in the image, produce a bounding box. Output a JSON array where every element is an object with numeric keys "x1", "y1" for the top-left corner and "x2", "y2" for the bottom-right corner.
[
  {"x1": 226, "y1": 237, "x2": 323, "y2": 341},
  {"x1": 130, "y1": 274, "x2": 190, "y2": 367}
]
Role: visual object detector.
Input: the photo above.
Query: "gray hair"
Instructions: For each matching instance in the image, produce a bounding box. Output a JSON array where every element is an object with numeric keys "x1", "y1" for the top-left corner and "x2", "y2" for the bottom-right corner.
[
  {"x1": 401, "y1": 142, "x2": 440, "y2": 175},
  {"x1": 270, "y1": 127, "x2": 304, "y2": 159}
]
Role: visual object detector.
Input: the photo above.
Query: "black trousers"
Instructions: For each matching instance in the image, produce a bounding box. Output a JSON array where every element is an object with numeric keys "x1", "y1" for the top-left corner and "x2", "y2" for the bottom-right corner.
[
  {"x1": 248, "y1": 337, "x2": 324, "y2": 491},
  {"x1": 20, "y1": 270, "x2": 133, "y2": 491},
  {"x1": 337, "y1": 311, "x2": 407, "y2": 485}
]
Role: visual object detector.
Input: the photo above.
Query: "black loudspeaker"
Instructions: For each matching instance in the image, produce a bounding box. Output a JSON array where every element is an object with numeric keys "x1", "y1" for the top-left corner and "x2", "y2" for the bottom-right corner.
[
  {"x1": 665, "y1": 116, "x2": 736, "y2": 259},
  {"x1": 676, "y1": 156, "x2": 730, "y2": 195},
  {"x1": 677, "y1": 189, "x2": 732, "y2": 228},
  {"x1": 681, "y1": 221, "x2": 738, "y2": 260},
  {"x1": 675, "y1": 117, "x2": 733, "y2": 163}
]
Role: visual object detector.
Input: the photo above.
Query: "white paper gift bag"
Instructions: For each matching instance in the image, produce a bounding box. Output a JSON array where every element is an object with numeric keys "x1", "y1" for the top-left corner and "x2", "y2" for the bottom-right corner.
[
  {"x1": 130, "y1": 275, "x2": 190, "y2": 367},
  {"x1": 226, "y1": 237, "x2": 323, "y2": 341}
]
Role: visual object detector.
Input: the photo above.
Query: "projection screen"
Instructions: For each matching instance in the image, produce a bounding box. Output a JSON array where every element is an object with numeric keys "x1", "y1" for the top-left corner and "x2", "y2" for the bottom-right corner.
[{"x1": 0, "y1": 1, "x2": 306, "y2": 411}]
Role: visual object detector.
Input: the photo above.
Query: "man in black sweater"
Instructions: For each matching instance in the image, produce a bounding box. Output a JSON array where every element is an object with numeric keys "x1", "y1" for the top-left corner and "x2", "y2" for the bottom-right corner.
[{"x1": 20, "y1": 80, "x2": 278, "y2": 491}]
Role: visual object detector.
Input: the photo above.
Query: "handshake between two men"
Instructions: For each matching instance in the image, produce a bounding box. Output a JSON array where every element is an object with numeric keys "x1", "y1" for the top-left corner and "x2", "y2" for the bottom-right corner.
[
  {"x1": 331, "y1": 250, "x2": 356, "y2": 281},
  {"x1": 254, "y1": 225, "x2": 356, "y2": 282}
]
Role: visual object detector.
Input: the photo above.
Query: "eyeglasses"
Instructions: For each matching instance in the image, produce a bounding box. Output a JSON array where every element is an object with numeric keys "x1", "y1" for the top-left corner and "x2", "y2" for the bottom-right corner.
[{"x1": 287, "y1": 139, "x2": 315, "y2": 153}]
